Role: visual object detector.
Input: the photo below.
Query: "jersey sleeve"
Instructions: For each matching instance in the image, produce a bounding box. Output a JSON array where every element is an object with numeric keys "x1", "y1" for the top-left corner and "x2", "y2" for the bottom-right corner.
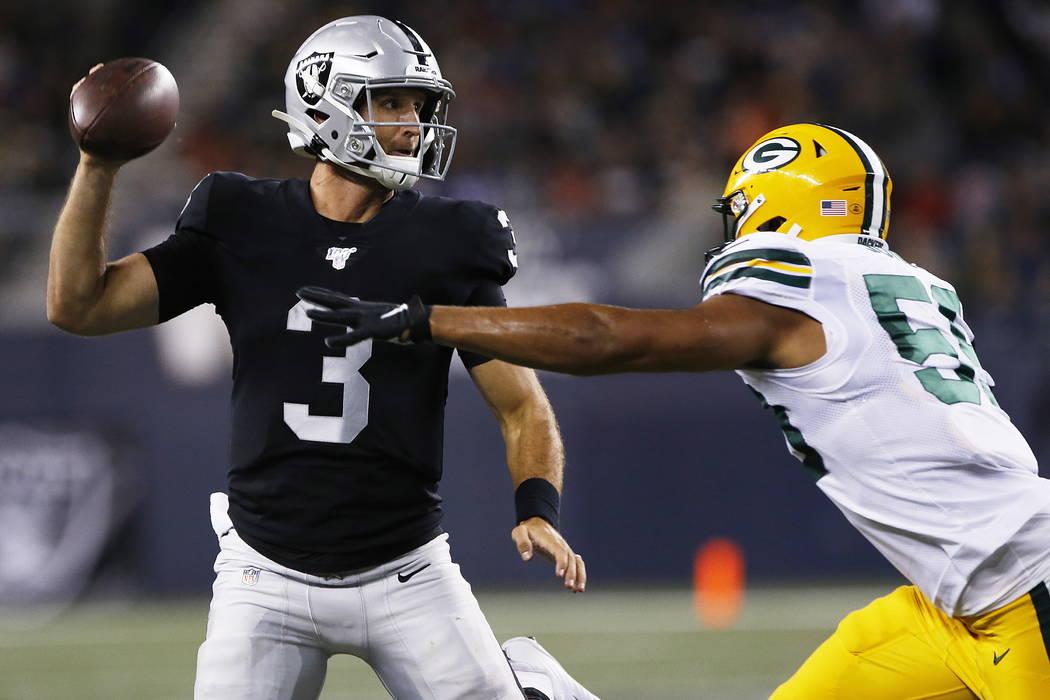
[
  {"x1": 699, "y1": 238, "x2": 819, "y2": 316},
  {"x1": 454, "y1": 203, "x2": 517, "y2": 369},
  {"x1": 472, "y1": 204, "x2": 518, "y2": 286},
  {"x1": 457, "y1": 281, "x2": 507, "y2": 370},
  {"x1": 141, "y1": 174, "x2": 222, "y2": 322}
]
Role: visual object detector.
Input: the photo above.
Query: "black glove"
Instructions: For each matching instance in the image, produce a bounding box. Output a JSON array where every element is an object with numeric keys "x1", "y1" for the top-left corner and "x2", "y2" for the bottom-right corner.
[{"x1": 296, "y1": 286, "x2": 432, "y2": 348}]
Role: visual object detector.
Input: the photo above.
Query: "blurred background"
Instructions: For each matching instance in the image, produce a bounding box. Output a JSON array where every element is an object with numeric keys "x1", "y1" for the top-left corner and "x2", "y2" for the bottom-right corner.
[{"x1": 3, "y1": 0, "x2": 1050, "y2": 698}]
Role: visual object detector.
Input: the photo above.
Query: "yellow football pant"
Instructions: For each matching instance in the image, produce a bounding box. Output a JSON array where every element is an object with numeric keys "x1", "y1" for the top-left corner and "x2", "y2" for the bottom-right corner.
[{"x1": 770, "y1": 583, "x2": 1050, "y2": 699}]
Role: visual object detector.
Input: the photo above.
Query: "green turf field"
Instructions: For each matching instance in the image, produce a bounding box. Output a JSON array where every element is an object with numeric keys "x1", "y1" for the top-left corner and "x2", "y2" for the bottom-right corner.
[{"x1": 0, "y1": 584, "x2": 893, "y2": 699}]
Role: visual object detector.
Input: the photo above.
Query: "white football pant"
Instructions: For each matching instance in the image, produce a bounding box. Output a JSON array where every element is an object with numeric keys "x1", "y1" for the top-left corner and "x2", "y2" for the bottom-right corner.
[{"x1": 195, "y1": 496, "x2": 523, "y2": 699}]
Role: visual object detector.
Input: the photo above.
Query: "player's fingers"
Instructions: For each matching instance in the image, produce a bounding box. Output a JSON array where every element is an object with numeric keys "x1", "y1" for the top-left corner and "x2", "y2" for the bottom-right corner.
[
  {"x1": 553, "y1": 546, "x2": 570, "y2": 578},
  {"x1": 297, "y1": 285, "x2": 352, "y2": 308},
  {"x1": 573, "y1": 554, "x2": 587, "y2": 592},
  {"x1": 561, "y1": 550, "x2": 578, "y2": 590},
  {"x1": 511, "y1": 524, "x2": 533, "y2": 561},
  {"x1": 324, "y1": 330, "x2": 367, "y2": 348},
  {"x1": 324, "y1": 333, "x2": 349, "y2": 348},
  {"x1": 305, "y1": 308, "x2": 355, "y2": 326}
]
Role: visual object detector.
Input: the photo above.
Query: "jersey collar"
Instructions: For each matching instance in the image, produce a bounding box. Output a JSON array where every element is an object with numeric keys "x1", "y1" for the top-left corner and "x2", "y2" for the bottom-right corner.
[{"x1": 290, "y1": 180, "x2": 420, "y2": 242}]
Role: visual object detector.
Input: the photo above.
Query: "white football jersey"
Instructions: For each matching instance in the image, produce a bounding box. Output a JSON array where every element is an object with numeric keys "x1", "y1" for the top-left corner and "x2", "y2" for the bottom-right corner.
[{"x1": 701, "y1": 232, "x2": 1050, "y2": 616}]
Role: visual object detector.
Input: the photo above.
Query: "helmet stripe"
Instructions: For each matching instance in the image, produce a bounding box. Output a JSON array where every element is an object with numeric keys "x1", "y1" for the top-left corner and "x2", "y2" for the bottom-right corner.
[
  {"x1": 818, "y1": 124, "x2": 887, "y2": 238},
  {"x1": 392, "y1": 19, "x2": 428, "y2": 65},
  {"x1": 878, "y1": 161, "x2": 890, "y2": 237}
]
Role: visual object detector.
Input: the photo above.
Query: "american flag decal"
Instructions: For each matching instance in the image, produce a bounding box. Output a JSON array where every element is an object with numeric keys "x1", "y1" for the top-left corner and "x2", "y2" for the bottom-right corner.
[{"x1": 820, "y1": 200, "x2": 847, "y2": 216}]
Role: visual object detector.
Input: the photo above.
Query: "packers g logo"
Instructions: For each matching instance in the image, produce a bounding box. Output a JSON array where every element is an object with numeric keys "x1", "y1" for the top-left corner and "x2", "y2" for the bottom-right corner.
[{"x1": 742, "y1": 137, "x2": 801, "y2": 173}]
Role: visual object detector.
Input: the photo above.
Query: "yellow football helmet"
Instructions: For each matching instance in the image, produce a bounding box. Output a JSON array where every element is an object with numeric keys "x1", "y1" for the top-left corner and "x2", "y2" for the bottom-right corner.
[{"x1": 712, "y1": 123, "x2": 891, "y2": 248}]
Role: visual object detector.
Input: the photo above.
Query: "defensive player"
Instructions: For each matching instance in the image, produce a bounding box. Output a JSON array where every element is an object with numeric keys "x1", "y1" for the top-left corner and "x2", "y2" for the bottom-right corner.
[
  {"x1": 301, "y1": 123, "x2": 1050, "y2": 698},
  {"x1": 48, "y1": 15, "x2": 598, "y2": 700}
]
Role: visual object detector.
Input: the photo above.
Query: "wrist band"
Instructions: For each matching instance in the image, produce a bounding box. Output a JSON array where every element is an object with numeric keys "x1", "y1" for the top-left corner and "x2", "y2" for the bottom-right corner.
[
  {"x1": 514, "y1": 477, "x2": 560, "y2": 529},
  {"x1": 406, "y1": 295, "x2": 433, "y2": 342}
]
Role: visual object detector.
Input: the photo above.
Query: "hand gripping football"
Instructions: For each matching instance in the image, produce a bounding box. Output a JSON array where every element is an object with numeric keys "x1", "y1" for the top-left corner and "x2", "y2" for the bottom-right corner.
[{"x1": 69, "y1": 57, "x2": 180, "y2": 161}]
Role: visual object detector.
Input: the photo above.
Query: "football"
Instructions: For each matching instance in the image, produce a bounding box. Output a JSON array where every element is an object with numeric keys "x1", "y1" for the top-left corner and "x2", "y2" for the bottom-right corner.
[{"x1": 68, "y1": 57, "x2": 180, "y2": 161}]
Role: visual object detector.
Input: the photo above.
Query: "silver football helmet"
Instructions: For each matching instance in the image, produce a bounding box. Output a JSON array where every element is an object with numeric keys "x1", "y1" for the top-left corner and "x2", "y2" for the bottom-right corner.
[{"x1": 272, "y1": 16, "x2": 457, "y2": 190}]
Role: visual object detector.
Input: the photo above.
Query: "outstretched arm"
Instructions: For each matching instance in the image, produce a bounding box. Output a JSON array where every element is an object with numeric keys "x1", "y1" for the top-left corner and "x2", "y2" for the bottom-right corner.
[
  {"x1": 296, "y1": 287, "x2": 825, "y2": 374},
  {"x1": 469, "y1": 359, "x2": 586, "y2": 592},
  {"x1": 437, "y1": 293, "x2": 824, "y2": 374}
]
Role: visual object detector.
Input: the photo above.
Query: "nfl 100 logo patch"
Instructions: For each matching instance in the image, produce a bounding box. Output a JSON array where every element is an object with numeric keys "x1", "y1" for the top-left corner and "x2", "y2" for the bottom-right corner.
[
  {"x1": 326, "y1": 246, "x2": 358, "y2": 270},
  {"x1": 242, "y1": 567, "x2": 261, "y2": 586}
]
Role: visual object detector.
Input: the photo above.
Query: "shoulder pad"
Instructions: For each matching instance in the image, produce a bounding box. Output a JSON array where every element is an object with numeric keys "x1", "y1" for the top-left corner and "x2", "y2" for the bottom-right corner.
[
  {"x1": 175, "y1": 173, "x2": 217, "y2": 233},
  {"x1": 701, "y1": 234, "x2": 813, "y2": 300},
  {"x1": 176, "y1": 171, "x2": 285, "y2": 234},
  {"x1": 419, "y1": 196, "x2": 518, "y2": 285}
]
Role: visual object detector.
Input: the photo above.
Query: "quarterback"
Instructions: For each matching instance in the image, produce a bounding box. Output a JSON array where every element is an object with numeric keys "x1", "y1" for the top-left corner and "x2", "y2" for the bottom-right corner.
[
  {"x1": 49, "y1": 15, "x2": 598, "y2": 700},
  {"x1": 301, "y1": 123, "x2": 1050, "y2": 698}
]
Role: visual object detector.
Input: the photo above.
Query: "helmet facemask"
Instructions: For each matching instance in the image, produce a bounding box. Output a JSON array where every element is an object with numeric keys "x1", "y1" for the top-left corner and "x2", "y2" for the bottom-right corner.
[
  {"x1": 712, "y1": 190, "x2": 767, "y2": 242},
  {"x1": 308, "y1": 78, "x2": 455, "y2": 188},
  {"x1": 707, "y1": 191, "x2": 770, "y2": 261}
]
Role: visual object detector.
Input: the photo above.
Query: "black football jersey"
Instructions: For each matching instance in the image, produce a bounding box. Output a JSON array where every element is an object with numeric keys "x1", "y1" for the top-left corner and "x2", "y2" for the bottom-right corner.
[{"x1": 143, "y1": 172, "x2": 517, "y2": 574}]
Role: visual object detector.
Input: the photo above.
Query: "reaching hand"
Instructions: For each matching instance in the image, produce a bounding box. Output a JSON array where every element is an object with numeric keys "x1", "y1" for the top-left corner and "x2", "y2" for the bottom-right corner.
[
  {"x1": 512, "y1": 517, "x2": 587, "y2": 593},
  {"x1": 296, "y1": 286, "x2": 432, "y2": 348}
]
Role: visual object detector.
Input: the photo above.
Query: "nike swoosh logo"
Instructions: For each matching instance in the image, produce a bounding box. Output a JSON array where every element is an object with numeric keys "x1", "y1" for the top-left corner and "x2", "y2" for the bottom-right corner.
[
  {"x1": 380, "y1": 304, "x2": 408, "y2": 320},
  {"x1": 993, "y1": 649, "x2": 1010, "y2": 665},
  {"x1": 397, "y1": 563, "x2": 431, "y2": 583}
]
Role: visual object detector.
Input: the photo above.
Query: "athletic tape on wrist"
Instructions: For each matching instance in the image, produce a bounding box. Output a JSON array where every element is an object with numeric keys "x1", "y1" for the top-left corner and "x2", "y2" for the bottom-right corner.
[{"x1": 514, "y1": 477, "x2": 560, "y2": 529}]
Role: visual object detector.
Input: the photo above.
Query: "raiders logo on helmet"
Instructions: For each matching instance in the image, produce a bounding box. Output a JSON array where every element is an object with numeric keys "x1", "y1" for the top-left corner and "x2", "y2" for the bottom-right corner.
[
  {"x1": 742, "y1": 137, "x2": 801, "y2": 173},
  {"x1": 295, "y1": 51, "x2": 334, "y2": 106}
]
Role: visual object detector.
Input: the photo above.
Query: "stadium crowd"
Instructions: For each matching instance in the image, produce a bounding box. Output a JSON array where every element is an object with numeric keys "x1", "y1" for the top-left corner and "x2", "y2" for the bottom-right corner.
[{"x1": 3, "y1": 0, "x2": 1050, "y2": 333}]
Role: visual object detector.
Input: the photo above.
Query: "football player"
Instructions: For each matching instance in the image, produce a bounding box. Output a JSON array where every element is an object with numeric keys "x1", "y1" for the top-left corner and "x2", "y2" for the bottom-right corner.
[
  {"x1": 302, "y1": 123, "x2": 1050, "y2": 698},
  {"x1": 49, "y1": 15, "x2": 598, "y2": 700}
]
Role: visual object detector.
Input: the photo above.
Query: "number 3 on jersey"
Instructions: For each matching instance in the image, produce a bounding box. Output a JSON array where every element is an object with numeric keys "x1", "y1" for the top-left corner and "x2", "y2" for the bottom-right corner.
[
  {"x1": 283, "y1": 300, "x2": 373, "y2": 443},
  {"x1": 864, "y1": 274, "x2": 996, "y2": 406}
]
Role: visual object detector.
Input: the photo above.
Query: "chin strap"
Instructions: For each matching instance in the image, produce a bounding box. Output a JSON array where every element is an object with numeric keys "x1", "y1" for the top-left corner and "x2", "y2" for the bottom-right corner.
[
  {"x1": 271, "y1": 109, "x2": 418, "y2": 190},
  {"x1": 271, "y1": 109, "x2": 359, "y2": 171},
  {"x1": 704, "y1": 241, "x2": 731, "y2": 263}
]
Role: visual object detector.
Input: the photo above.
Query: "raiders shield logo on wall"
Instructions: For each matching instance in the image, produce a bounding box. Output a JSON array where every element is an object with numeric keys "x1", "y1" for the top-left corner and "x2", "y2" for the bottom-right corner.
[{"x1": 296, "y1": 51, "x2": 333, "y2": 106}]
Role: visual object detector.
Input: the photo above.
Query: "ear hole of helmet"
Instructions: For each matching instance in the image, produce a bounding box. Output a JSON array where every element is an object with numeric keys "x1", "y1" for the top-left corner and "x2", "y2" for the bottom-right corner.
[
  {"x1": 813, "y1": 140, "x2": 827, "y2": 158},
  {"x1": 757, "y1": 216, "x2": 787, "y2": 232},
  {"x1": 306, "y1": 109, "x2": 330, "y2": 125}
]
